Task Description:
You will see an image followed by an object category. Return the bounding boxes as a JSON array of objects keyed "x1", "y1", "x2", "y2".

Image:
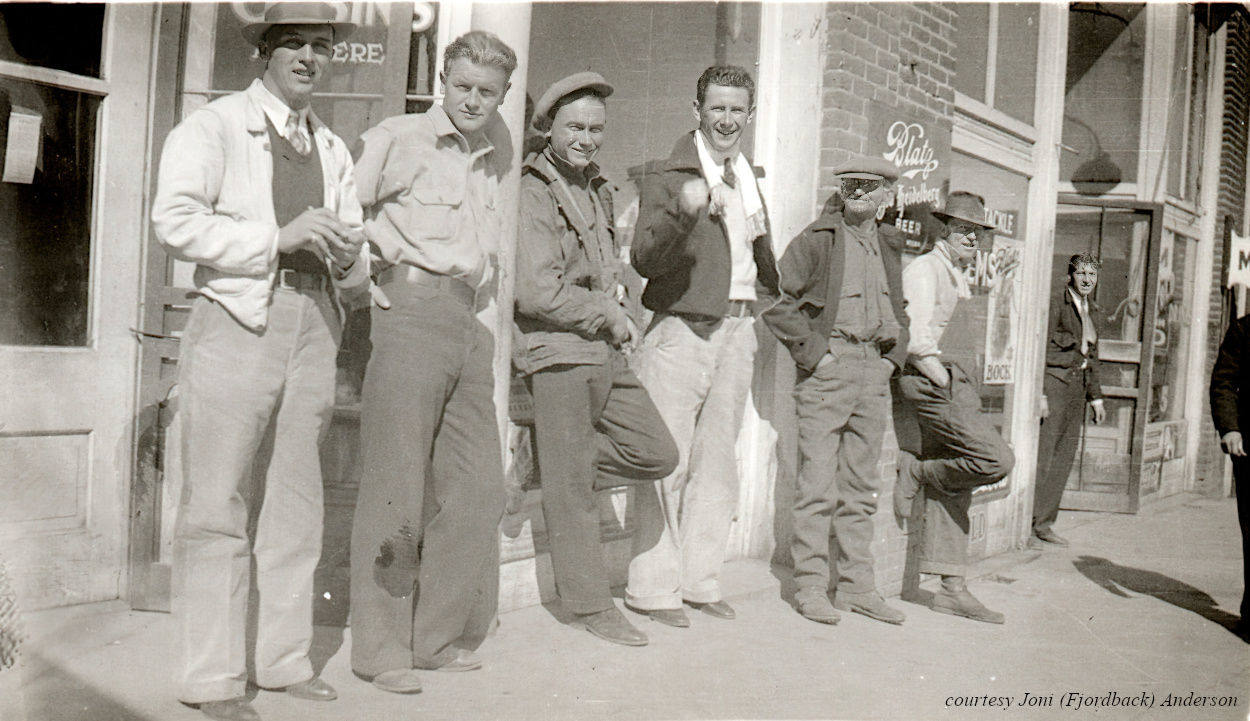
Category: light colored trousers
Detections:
[
  {"x1": 627, "y1": 313, "x2": 756, "y2": 610},
  {"x1": 172, "y1": 289, "x2": 338, "y2": 703}
]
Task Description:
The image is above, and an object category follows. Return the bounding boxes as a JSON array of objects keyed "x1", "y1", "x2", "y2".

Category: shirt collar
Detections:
[
  {"x1": 254, "y1": 79, "x2": 310, "y2": 138},
  {"x1": 431, "y1": 104, "x2": 497, "y2": 156},
  {"x1": 931, "y1": 241, "x2": 973, "y2": 299},
  {"x1": 1068, "y1": 286, "x2": 1088, "y2": 311},
  {"x1": 693, "y1": 129, "x2": 739, "y2": 184}
]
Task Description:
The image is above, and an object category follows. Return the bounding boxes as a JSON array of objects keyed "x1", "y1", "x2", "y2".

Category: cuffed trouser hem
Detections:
[
  {"x1": 565, "y1": 598, "x2": 617, "y2": 616},
  {"x1": 681, "y1": 582, "x2": 721, "y2": 604},
  {"x1": 919, "y1": 560, "x2": 967, "y2": 577},
  {"x1": 255, "y1": 658, "x2": 313, "y2": 691},
  {"x1": 835, "y1": 579, "x2": 878, "y2": 596},
  {"x1": 179, "y1": 679, "x2": 247, "y2": 706},
  {"x1": 624, "y1": 589, "x2": 682, "y2": 611}
]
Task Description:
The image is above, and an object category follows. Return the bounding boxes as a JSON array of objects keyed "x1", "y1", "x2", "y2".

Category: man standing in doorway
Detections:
[
  {"x1": 626, "y1": 65, "x2": 778, "y2": 627},
  {"x1": 1032, "y1": 253, "x2": 1106, "y2": 548},
  {"x1": 893, "y1": 191, "x2": 1015, "y2": 624},
  {"x1": 152, "y1": 4, "x2": 367, "y2": 719},
  {"x1": 348, "y1": 31, "x2": 514, "y2": 693},
  {"x1": 762, "y1": 157, "x2": 909, "y2": 626}
]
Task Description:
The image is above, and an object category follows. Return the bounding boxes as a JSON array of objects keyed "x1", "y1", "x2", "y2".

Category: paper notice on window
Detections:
[{"x1": 3, "y1": 107, "x2": 42, "y2": 184}]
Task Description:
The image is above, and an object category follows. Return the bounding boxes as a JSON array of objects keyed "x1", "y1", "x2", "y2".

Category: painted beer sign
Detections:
[{"x1": 867, "y1": 101, "x2": 952, "y2": 254}]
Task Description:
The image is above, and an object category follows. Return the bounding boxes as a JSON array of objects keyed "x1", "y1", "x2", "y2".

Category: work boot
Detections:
[
  {"x1": 834, "y1": 590, "x2": 906, "y2": 625},
  {"x1": 794, "y1": 586, "x2": 840, "y2": 625},
  {"x1": 931, "y1": 576, "x2": 1005, "y2": 624},
  {"x1": 1032, "y1": 528, "x2": 1069, "y2": 547},
  {"x1": 578, "y1": 606, "x2": 648, "y2": 646},
  {"x1": 893, "y1": 452, "x2": 921, "y2": 520}
]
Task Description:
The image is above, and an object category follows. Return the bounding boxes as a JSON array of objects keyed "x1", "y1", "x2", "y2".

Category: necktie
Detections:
[
  {"x1": 722, "y1": 157, "x2": 737, "y2": 189},
  {"x1": 285, "y1": 113, "x2": 311, "y2": 156},
  {"x1": 1080, "y1": 297, "x2": 1095, "y2": 355}
]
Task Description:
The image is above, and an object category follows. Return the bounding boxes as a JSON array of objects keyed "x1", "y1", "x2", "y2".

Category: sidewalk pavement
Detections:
[{"x1": 5, "y1": 493, "x2": 1247, "y2": 721}]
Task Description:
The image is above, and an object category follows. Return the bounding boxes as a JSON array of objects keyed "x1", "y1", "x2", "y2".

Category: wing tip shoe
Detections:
[
  {"x1": 793, "y1": 587, "x2": 840, "y2": 625},
  {"x1": 625, "y1": 603, "x2": 691, "y2": 628},
  {"x1": 686, "y1": 600, "x2": 735, "y2": 619},
  {"x1": 931, "y1": 586, "x2": 1006, "y2": 624},
  {"x1": 365, "y1": 668, "x2": 424, "y2": 694},
  {"x1": 833, "y1": 591, "x2": 906, "y2": 625},
  {"x1": 188, "y1": 697, "x2": 261, "y2": 721},
  {"x1": 578, "y1": 606, "x2": 649, "y2": 646}
]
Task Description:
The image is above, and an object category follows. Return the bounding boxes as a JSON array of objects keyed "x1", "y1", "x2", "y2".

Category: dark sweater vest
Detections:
[{"x1": 267, "y1": 117, "x2": 326, "y2": 275}]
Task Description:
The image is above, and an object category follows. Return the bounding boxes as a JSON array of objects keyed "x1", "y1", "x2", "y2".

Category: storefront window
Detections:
[
  {"x1": 953, "y1": 3, "x2": 1039, "y2": 127},
  {"x1": 0, "y1": 3, "x2": 104, "y2": 347},
  {"x1": 1062, "y1": 3, "x2": 1145, "y2": 190}
]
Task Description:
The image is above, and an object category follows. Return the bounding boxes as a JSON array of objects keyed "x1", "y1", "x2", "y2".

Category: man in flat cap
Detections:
[
  {"x1": 762, "y1": 156, "x2": 909, "y2": 626},
  {"x1": 515, "y1": 72, "x2": 678, "y2": 646},
  {"x1": 151, "y1": 3, "x2": 366, "y2": 718},
  {"x1": 893, "y1": 191, "x2": 1015, "y2": 624},
  {"x1": 627, "y1": 65, "x2": 778, "y2": 628},
  {"x1": 348, "y1": 30, "x2": 515, "y2": 693}
]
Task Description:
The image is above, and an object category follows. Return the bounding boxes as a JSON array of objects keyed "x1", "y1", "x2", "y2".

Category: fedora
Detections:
[
  {"x1": 240, "y1": 2, "x2": 356, "y2": 47},
  {"x1": 932, "y1": 191, "x2": 995, "y2": 230}
]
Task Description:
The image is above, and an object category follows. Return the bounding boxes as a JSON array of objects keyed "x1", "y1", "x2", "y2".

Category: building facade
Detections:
[{"x1": 1, "y1": 2, "x2": 1247, "y2": 613}]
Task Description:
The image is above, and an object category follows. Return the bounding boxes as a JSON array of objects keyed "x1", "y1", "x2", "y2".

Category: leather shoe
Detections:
[
  {"x1": 420, "y1": 648, "x2": 482, "y2": 672},
  {"x1": 834, "y1": 591, "x2": 906, "y2": 625},
  {"x1": 686, "y1": 600, "x2": 735, "y2": 619},
  {"x1": 1033, "y1": 528, "x2": 1069, "y2": 547},
  {"x1": 579, "y1": 606, "x2": 648, "y2": 646},
  {"x1": 931, "y1": 586, "x2": 1005, "y2": 624},
  {"x1": 893, "y1": 452, "x2": 921, "y2": 521},
  {"x1": 193, "y1": 698, "x2": 260, "y2": 721},
  {"x1": 279, "y1": 677, "x2": 337, "y2": 701},
  {"x1": 794, "y1": 587, "x2": 840, "y2": 625},
  {"x1": 369, "y1": 668, "x2": 423, "y2": 694},
  {"x1": 625, "y1": 603, "x2": 691, "y2": 628}
]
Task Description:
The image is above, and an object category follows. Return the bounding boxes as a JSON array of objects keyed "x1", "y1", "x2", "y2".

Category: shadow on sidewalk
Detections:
[
  {"x1": 19, "y1": 650, "x2": 162, "y2": 721},
  {"x1": 1073, "y1": 555, "x2": 1244, "y2": 640}
]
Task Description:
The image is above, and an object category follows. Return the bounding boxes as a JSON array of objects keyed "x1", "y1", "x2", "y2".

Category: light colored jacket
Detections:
[
  {"x1": 152, "y1": 79, "x2": 368, "y2": 331},
  {"x1": 902, "y1": 243, "x2": 971, "y2": 360}
]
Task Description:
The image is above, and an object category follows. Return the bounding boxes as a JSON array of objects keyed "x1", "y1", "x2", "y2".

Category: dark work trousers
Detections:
[
  {"x1": 1232, "y1": 457, "x2": 1250, "y2": 620},
  {"x1": 895, "y1": 363, "x2": 1014, "y2": 576},
  {"x1": 792, "y1": 339, "x2": 894, "y2": 595},
  {"x1": 349, "y1": 274, "x2": 505, "y2": 677},
  {"x1": 526, "y1": 353, "x2": 679, "y2": 615},
  {"x1": 1033, "y1": 368, "x2": 1090, "y2": 535}
]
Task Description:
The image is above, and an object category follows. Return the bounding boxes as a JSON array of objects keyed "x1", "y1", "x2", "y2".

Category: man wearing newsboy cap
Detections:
[
  {"x1": 893, "y1": 191, "x2": 1015, "y2": 625},
  {"x1": 762, "y1": 155, "x2": 910, "y2": 626},
  {"x1": 514, "y1": 72, "x2": 678, "y2": 647},
  {"x1": 152, "y1": 3, "x2": 366, "y2": 719}
]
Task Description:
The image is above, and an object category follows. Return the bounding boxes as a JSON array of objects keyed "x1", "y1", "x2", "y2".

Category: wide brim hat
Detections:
[
  {"x1": 931, "y1": 191, "x2": 996, "y2": 230},
  {"x1": 532, "y1": 72, "x2": 614, "y2": 132},
  {"x1": 833, "y1": 156, "x2": 899, "y2": 182},
  {"x1": 241, "y1": 2, "x2": 356, "y2": 47}
]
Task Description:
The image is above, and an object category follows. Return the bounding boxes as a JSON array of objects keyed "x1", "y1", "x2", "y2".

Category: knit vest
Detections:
[{"x1": 267, "y1": 117, "x2": 326, "y2": 275}]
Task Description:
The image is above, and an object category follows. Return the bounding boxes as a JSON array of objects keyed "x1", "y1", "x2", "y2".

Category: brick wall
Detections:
[
  {"x1": 1196, "y1": 11, "x2": 1250, "y2": 496},
  {"x1": 816, "y1": 2, "x2": 957, "y2": 595}
]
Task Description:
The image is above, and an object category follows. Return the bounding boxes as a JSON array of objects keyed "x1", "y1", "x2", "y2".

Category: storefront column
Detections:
[
  {"x1": 724, "y1": 3, "x2": 825, "y2": 562},
  {"x1": 1185, "y1": 26, "x2": 1229, "y2": 493},
  {"x1": 1012, "y1": 4, "x2": 1069, "y2": 545},
  {"x1": 470, "y1": 3, "x2": 531, "y2": 456}
]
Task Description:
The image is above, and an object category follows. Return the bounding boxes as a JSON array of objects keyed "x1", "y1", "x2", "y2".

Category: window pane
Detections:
[
  {"x1": 1184, "y1": 17, "x2": 1210, "y2": 200},
  {"x1": 994, "y1": 3, "x2": 1039, "y2": 124},
  {"x1": 1062, "y1": 3, "x2": 1145, "y2": 187},
  {"x1": 0, "y1": 79, "x2": 99, "y2": 346},
  {"x1": 407, "y1": 2, "x2": 440, "y2": 96},
  {"x1": 1165, "y1": 7, "x2": 1190, "y2": 198},
  {"x1": 0, "y1": 3, "x2": 104, "y2": 78},
  {"x1": 954, "y1": 3, "x2": 990, "y2": 102}
]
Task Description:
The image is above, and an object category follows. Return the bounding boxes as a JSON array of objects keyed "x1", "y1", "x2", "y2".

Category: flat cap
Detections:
[
  {"x1": 532, "y1": 71, "x2": 613, "y2": 131},
  {"x1": 833, "y1": 155, "x2": 899, "y2": 182}
]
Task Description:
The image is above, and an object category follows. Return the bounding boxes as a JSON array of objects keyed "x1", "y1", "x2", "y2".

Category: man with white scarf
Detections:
[{"x1": 627, "y1": 65, "x2": 778, "y2": 628}]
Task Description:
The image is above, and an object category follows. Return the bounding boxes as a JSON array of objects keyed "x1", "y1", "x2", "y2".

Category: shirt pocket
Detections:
[{"x1": 409, "y1": 179, "x2": 466, "y2": 242}]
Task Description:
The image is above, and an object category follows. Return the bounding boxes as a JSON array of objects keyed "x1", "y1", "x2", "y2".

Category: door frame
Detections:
[{"x1": 1055, "y1": 194, "x2": 1164, "y2": 514}]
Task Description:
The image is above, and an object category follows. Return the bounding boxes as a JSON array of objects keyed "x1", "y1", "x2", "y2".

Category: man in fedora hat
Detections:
[
  {"x1": 514, "y1": 72, "x2": 678, "y2": 647},
  {"x1": 892, "y1": 190, "x2": 1015, "y2": 624},
  {"x1": 762, "y1": 156, "x2": 909, "y2": 626},
  {"x1": 347, "y1": 30, "x2": 515, "y2": 693},
  {"x1": 152, "y1": 3, "x2": 365, "y2": 719}
]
